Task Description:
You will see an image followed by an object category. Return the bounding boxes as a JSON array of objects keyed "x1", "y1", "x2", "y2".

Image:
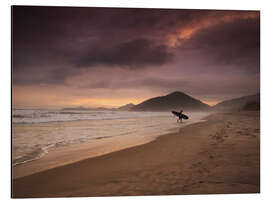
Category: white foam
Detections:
[{"x1": 12, "y1": 110, "x2": 209, "y2": 166}]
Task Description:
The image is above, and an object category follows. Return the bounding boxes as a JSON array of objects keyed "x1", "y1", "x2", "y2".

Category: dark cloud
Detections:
[
  {"x1": 80, "y1": 77, "x2": 189, "y2": 89},
  {"x1": 12, "y1": 6, "x2": 186, "y2": 84},
  {"x1": 13, "y1": 66, "x2": 75, "y2": 85},
  {"x1": 179, "y1": 17, "x2": 260, "y2": 73},
  {"x1": 74, "y1": 38, "x2": 173, "y2": 68},
  {"x1": 12, "y1": 6, "x2": 260, "y2": 104}
]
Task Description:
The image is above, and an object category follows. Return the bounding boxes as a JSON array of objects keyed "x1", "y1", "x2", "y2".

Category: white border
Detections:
[
  {"x1": 1, "y1": 0, "x2": 270, "y2": 202},
  {"x1": 7, "y1": 0, "x2": 262, "y2": 10}
]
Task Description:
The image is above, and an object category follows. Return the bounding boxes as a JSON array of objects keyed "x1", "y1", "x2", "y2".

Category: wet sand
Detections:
[{"x1": 12, "y1": 111, "x2": 260, "y2": 198}]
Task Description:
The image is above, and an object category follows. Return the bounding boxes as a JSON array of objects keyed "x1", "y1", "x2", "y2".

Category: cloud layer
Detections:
[
  {"x1": 12, "y1": 6, "x2": 260, "y2": 107},
  {"x1": 75, "y1": 38, "x2": 173, "y2": 68}
]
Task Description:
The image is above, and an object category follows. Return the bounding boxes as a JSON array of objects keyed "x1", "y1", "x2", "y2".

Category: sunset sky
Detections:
[{"x1": 12, "y1": 6, "x2": 260, "y2": 108}]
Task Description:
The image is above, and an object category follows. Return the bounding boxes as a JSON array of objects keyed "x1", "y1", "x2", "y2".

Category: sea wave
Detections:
[
  {"x1": 12, "y1": 110, "x2": 209, "y2": 167},
  {"x1": 12, "y1": 135, "x2": 117, "y2": 166},
  {"x1": 12, "y1": 109, "x2": 170, "y2": 124},
  {"x1": 13, "y1": 146, "x2": 51, "y2": 166}
]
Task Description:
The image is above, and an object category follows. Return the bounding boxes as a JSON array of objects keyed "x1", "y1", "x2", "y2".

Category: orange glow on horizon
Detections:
[
  {"x1": 70, "y1": 97, "x2": 144, "y2": 108},
  {"x1": 12, "y1": 85, "x2": 150, "y2": 109},
  {"x1": 12, "y1": 86, "x2": 146, "y2": 108},
  {"x1": 203, "y1": 100, "x2": 220, "y2": 106}
]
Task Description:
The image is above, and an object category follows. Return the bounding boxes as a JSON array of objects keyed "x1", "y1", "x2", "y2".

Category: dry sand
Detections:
[{"x1": 12, "y1": 111, "x2": 260, "y2": 198}]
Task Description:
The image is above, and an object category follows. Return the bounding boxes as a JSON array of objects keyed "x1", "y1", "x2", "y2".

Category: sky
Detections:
[{"x1": 12, "y1": 6, "x2": 260, "y2": 108}]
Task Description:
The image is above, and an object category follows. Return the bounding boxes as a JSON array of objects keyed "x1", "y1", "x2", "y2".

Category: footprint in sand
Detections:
[
  {"x1": 236, "y1": 130, "x2": 242, "y2": 135},
  {"x1": 254, "y1": 129, "x2": 260, "y2": 133},
  {"x1": 189, "y1": 162, "x2": 202, "y2": 170}
]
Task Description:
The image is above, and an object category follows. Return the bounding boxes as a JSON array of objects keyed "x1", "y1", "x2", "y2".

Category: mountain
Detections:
[
  {"x1": 130, "y1": 91, "x2": 210, "y2": 112},
  {"x1": 117, "y1": 103, "x2": 135, "y2": 111},
  {"x1": 213, "y1": 93, "x2": 260, "y2": 111}
]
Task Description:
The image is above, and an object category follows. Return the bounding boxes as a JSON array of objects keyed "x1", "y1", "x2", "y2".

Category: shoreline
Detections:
[
  {"x1": 12, "y1": 111, "x2": 260, "y2": 197},
  {"x1": 12, "y1": 113, "x2": 209, "y2": 179}
]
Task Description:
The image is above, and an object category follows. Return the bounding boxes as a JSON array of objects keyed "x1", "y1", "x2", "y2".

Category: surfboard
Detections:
[{"x1": 172, "y1": 111, "x2": 189, "y2": 120}]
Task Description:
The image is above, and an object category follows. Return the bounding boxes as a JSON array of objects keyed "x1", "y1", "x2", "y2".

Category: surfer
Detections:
[
  {"x1": 171, "y1": 110, "x2": 188, "y2": 122},
  {"x1": 178, "y1": 110, "x2": 183, "y2": 123}
]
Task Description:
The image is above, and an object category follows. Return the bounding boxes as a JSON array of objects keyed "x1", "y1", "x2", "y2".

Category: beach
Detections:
[
  {"x1": 12, "y1": 110, "x2": 208, "y2": 178},
  {"x1": 12, "y1": 111, "x2": 260, "y2": 198}
]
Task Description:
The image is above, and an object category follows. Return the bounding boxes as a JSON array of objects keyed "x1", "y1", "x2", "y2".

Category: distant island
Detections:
[
  {"x1": 62, "y1": 106, "x2": 89, "y2": 111},
  {"x1": 62, "y1": 103, "x2": 135, "y2": 112},
  {"x1": 116, "y1": 103, "x2": 135, "y2": 111},
  {"x1": 61, "y1": 106, "x2": 109, "y2": 111}
]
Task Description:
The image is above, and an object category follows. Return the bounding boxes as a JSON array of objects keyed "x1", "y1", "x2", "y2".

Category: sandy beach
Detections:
[{"x1": 12, "y1": 111, "x2": 260, "y2": 198}]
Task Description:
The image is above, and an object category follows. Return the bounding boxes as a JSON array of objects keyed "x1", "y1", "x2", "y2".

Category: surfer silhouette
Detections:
[
  {"x1": 178, "y1": 110, "x2": 183, "y2": 122},
  {"x1": 171, "y1": 110, "x2": 189, "y2": 122}
]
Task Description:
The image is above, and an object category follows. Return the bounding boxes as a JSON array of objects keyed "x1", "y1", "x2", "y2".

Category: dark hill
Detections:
[
  {"x1": 213, "y1": 93, "x2": 260, "y2": 111},
  {"x1": 117, "y1": 103, "x2": 135, "y2": 111},
  {"x1": 131, "y1": 91, "x2": 210, "y2": 112},
  {"x1": 242, "y1": 101, "x2": 260, "y2": 111}
]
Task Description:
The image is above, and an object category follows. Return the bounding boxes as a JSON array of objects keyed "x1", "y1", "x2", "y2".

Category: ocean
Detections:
[{"x1": 12, "y1": 109, "x2": 209, "y2": 167}]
